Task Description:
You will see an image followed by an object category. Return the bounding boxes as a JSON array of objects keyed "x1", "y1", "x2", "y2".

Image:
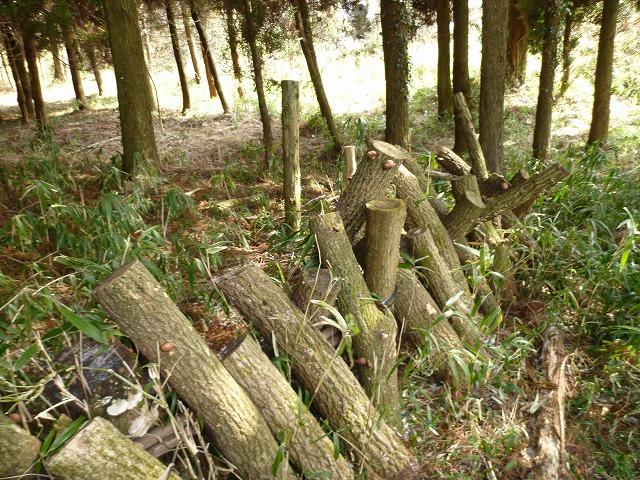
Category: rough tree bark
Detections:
[
  {"x1": 282, "y1": 80, "x2": 301, "y2": 232},
  {"x1": 479, "y1": 0, "x2": 509, "y2": 173},
  {"x1": 5, "y1": 32, "x2": 35, "y2": 121},
  {"x1": 46, "y1": 417, "x2": 182, "y2": 480},
  {"x1": 180, "y1": 1, "x2": 201, "y2": 84},
  {"x1": 0, "y1": 414, "x2": 40, "y2": 478},
  {"x1": 104, "y1": 0, "x2": 160, "y2": 176},
  {"x1": 587, "y1": 0, "x2": 619, "y2": 146},
  {"x1": 22, "y1": 31, "x2": 47, "y2": 129},
  {"x1": 224, "y1": 1, "x2": 244, "y2": 97},
  {"x1": 3, "y1": 35, "x2": 30, "y2": 123},
  {"x1": 49, "y1": 39, "x2": 65, "y2": 81},
  {"x1": 216, "y1": 264, "x2": 418, "y2": 479},
  {"x1": 165, "y1": 0, "x2": 190, "y2": 114},
  {"x1": 559, "y1": 11, "x2": 574, "y2": 96},
  {"x1": 93, "y1": 260, "x2": 295, "y2": 480},
  {"x1": 381, "y1": 0, "x2": 411, "y2": 148},
  {"x1": 295, "y1": 0, "x2": 343, "y2": 147},
  {"x1": 222, "y1": 334, "x2": 355, "y2": 479},
  {"x1": 506, "y1": 0, "x2": 528, "y2": 86},
  {"x1": 532, "y1": 0, "x2": 562, "y2": 161},
  {"x1": 84, "y1": 43, "x2": 104, "y2": 96},
  {"x1": 62, "y1": 25, "x2": 87, "y2": 110},
  {"x1": 452, "y1": 0, "x2": 470, "y2": 152},
  {"x1": 437, "y1": 0, "x2": 453, "y2": 117},
  {"x1": 444, "y1": 174, "x2": 486, "y2": 240}
]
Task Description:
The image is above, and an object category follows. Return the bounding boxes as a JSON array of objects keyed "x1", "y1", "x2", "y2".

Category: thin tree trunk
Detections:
[
  {"x1": 3, "y1": 36, "x2": 30, "y2": 123},
  {"x1": 437, "y1": 0, "x2": 453, "y2": 117},
  {"x1": 84, "y1": 43, "x2": 104, "y2": 96},
  {"x1": 479, "y1": 0, "x2": 509, "y2": 173},
  {"x1": 295, "y1": 0, "x2": 343, "y2": 147},
  {"x1": 242, "y1": 0, "x2": 273, "y2": 172},
  {"x1": 587, "y1": 0, "x2": 619, "y2": 146},
  {"x1": 225, "y1": 2, "x2": 244, "y2": 97},
  {"x1": 62, "y1": 25, "x2": 87, "y2": 110},
  {"x1": 180, "y1": 1, "x2": 201, "y2": 84},
  {"x1": 22, "y1": 32, "x2": 47, "y2": 130},
  {"x1": 104, "y1": 0, "x2": 160, "y2": 175},
  {"x1": 381, "y1": 0, "x2": 411, "y2": 148},
  {"x1": 5, "y1": 32, "x2": 35, "y2": 120},
  {"x1": 189, "y1": 0, "x2": 229, "y2": 113},
  {"x1": 506, "y1": 0, "x2": 528, "y2": 87},
  {"x1": 282, "y1": 80, "x2": 301, "y2": 232},
  {"x1": 559, "y1": 11, "x2": 574, "y2": 96},
  {"x1": 0, "y1": 415, "x2": 41, "y2": 478},
  {"x1": 165, "y1": 0, "x2": 190, "y2": 114},
  {"x1": 49, "y1": 39, "x2": 65, "y2": 81},
  {"x1": 532, "y1": 0, "x2": 561, "y2": 161},
  {"x1": 139, "y1": 6, "x2": 152, "y2": 64},
  {"x1": 452, "y1": 0, "x2": 470, "y2": 152},
  {"x1": 93, "y1": 260, "x2": 296, "y2": 480}
]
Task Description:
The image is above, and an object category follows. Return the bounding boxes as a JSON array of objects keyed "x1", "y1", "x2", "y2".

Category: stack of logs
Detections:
[{"x1": 2, "y1": 86, "x2": 569, "y2": 480}]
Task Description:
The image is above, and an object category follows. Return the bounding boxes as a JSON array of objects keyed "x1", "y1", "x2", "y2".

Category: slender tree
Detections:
[
  {"x1": 437, "y1": 0, "x2": 453, "y2": 117},
  {"x1": 103, "y1": 0, "x2": 160, "y2": 175},
  {"x1": 506, "y1": 0, "x2": 527, "y2": 86},
  {"x1": 21, "y1": 27, "x2": 46, "y2": 129},
  {"x1": 62, "y1": 24, "x2": 87, "y2": 109},
  {"x1": 49, "y1": 38, "x2": 65, "y2": 81},
  {"x1": 294, "y1": 0, "x2": 343, "y2": 147},
  {"x1": 452, "y1": 0, "x2": 469, "y2": 152},
  {"x1": 381, "y1": 0, "x2": 411, "y2": 148},
  {"x1": 84, "y1": 43, "x2": 104, "y2": 96},
  {"x1": 180, "y1": 1, "x2": 201, "y2": 83},
  {"x1": 479, "y1": 0, "x2": 508, "y2": 173},
  {"x1": 559, "y1": 9, "x2": 575, "y2": 96},
  {"x1": 224, "y1": 1, "x2": 244, "y2": 97},
  {"x1": 532, "y1": 0, "x2": 562, "y2": 160},
  {"x1": 2, "y1": 31, "x2": 33, "y2": 122},
  {"x1": 587, "y1": 0, "x2": 619, "y2": 146},
  {"x1": 165, "y1": 0, "x2": 190, "y2": 113}
]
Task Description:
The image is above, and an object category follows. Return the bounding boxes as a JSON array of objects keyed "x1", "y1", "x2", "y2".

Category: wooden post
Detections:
[
  {"x1": 281, "y1": 80, "x2": 301, "y2": 232},
  {"x1": 342, "y1": 145, "x2": 357, "y2": 184},
  {"x1": 93, "y1": 260, "x2": 295, "y2": 480},
  {"x1": 46, "y1": 417, "x2": 181, "y2": 480},
  {"x1": 215, "y1": 263, "x2": 417, "y2": 479},
  {"x1": 222, "y1": 334, "x2": 354, "y2": 479},
  {"x1": 0, "y1": 414, "x2": 40, "y2": 478},
  {"x1": 311, "y1": 212, "x2": 402, "y2": 427}
]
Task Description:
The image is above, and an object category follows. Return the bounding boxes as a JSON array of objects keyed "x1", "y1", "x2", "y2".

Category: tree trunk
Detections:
[
  {"x1": 295, "y1": 0, "x2": 343, "y2": 147},
  {"x1": 381, "y1": 0, "x2": 411, "y2": 148},
  {"x1": 180, "y1": 1, "x2": 201, "y2": 84},
  {"x1": 139, "y1": 6, "x2": 152, "y2": 65},
  {"x1": 46, "y1": 418, "x2": 182, "y2": 480},
  {"x1": 3, "y1": 36, "x2": 30, "y2": 123},
  {"x1": 103, "y1": 0, "x2": 160, "y2": 176},
  {"x1": 189, "y1": 0, "x2": 230, "y2": 113},
  {"x1": 0, "y1": 414, "x2": 40, "y2": 478},
  {"x1": 22, "y1": 32, "x2": 47, "y2": 130},
  {"x1": 587, "y1": 0, "x2": 619, "y2": 146},
  {"x1": 506, "y1": 0, "x2": 528, "y2": 87},
  {"x1": 215, "y1": 264, "x2": 418, "y2": 479},
  {"x1": 165, "y1": 0, "x2": 190, "y2": 114},
  {"x1": 225, "y1": 2, "x2": 244, "y2": 97},
  {"x1": 452, "y1": 0, "x2": 470, "y2": 152},
  {"x1": 282, "y1": 80, "x2": 301, "y2": 232},
  {"x1": 437, "y1": 0, "x2": 453, "y2": 117},
  {"x1": 49, "y1": 39, "x2": 65, "y2": 81},
  {"x1": 311, "y1": 212, "x2": 402, "y2": 427},
  {"x1": 62, "y1": 25, "x2": 87, "y2": 110},
  {"x1": 559, "y1": 11, "x2": 574, "y2": 96},
  {"x1": 93, "y1": 260, "x2": 296, "y2": 480},
  {"x1": 222, "y1": 335, "x2": 355, "y2": 479},
  {"x1": 84, "y1": 43, "x2": 104, "y2": 96},
  {"x1": 343, "y1": 145, "x2": 357, "y2": 184},
  {"x1": 479, "y1": 0, "x2": 509, "y2": 173},
  {"x1": 242, "y1": 0, "x2": 273, "y2": 173},
  {"x1": 5, "y1": 33, "x2": 35, "y2": 120}
]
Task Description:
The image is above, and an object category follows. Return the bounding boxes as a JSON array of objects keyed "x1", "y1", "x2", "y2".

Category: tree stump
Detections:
[{"x1": 0, "y1": 414, "x2": 40, "y2": 478}]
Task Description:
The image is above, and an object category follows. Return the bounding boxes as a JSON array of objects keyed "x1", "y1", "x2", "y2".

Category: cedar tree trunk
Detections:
[
  {"x1": 180, "y1": 1, "x2": 201, "y2": 84},
  {"x1": 165, "y1": 0, "x2": 191, "y2": 114},
  {"x1": 452, "y1": 0, "x2": 470, "y2": 152},
  {"x1": 437, "y1": 0, "x2": 453, "y2": 117}
]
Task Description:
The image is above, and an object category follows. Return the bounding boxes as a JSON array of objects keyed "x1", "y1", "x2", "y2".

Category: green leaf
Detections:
[
  {"x1": 14, "y1": 344, "x2": 38, "y2": 371},
  {"x1": 57, "y1": 306, "x2": 107, "y2": 344},
  {"x1": 45, "y1": 416, "x2": 87, "y2": 456},
  {"x1": 271, "y1": 442, "x2": 287, "y2": 476}
]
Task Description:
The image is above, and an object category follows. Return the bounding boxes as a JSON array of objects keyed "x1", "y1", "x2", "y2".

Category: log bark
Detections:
[
  {"x1": 93, "y1": 260, "x2": 295, "y2": 480},
  {"x1": 282, "y1": 80, "x2": 301, "y2": 232},
  {"x1": 180, "y1": 1, "x2": 201, "y2": 84},
  {"x1": 436, "y1": 146, "x2": 471, "y2": 176},
  {"x1": 444, "y1": 174, "x2": 486, "y2": 240},
  {"x1": 165, "y1": 0, "x2": 190, "y2": 114},
  {"x1": 46, "y1": 417, "x2": 182, "y2": 480},
  {"x1": 0, "y1": 414, "x2": 40, "y2": 478},
  {"x1": 223, "y1": 334, "x2": 354, "y2": 479},
  {"x1": 453, "y1": 92, "x2": 488, "y2": 180},
  {"x1": 337, "y1": 139, "x2": 408, "y2": 242},
  {"x1": 311, "y1": 212, "x2": 402, "y2": 427},
  {"x1": 343, "y1": 145, "x2": 357, "y2": 184},
  {"x1": 215, "y1": 263, "x2": 418, "y2": 479},
  {"x1": 63, "y1": 25, "x2": 87, "y2": 110}
]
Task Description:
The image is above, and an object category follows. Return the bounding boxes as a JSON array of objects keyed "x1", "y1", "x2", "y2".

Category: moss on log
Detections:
[{"x1": 0, "y1": 414, "x2": 40, "y2": 478}]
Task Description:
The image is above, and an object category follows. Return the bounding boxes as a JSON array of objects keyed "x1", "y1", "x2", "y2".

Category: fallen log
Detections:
[
  {"x1": 311, "y1": 212, "x2": 402, "y2": 427},
  {"x1": 0, "y1": 414, "x2": 40, "y2": 478},
  {"x1": 46, "y1": 417, "x2": 182, "y2": 480},
  {"x1": 436, "y1": 146, "x2": 471, "y2": 176},
  {"x1": 453, "y1": 92, "x2": 488, "y2": 181},
  {"x1": 222, "y1": 334, "x2": 354, "y2": 479},
  {"x1": 337, "y1": 139, "x2": 408, "y2": 242},
  {"x1": 216, "y1": 264, "x2": 418, "y2": 479},
  {"x1": 93, "y1": 260, "x2": 295, "y2": 480}
]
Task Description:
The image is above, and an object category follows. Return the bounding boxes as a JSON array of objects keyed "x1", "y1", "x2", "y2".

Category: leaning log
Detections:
[
  {"x1": 311, "y1": 212, "x2": 402, "y2": 427},
  {"x1": 216, "y1": 264, "x2": 418, "y2": 479},
  {"x1": 0, "y1": 414, "x2": 40, "y2": 478},
  {"x1": 93, "y1": 260, "x2": 295, "y2": 480},
  {"x1": 453, "y1": 92, "x2": 488, "y2": 180},
  {"x1": 436, "y1": 146, "x2": 471, "y2": 176},
  {"x1": 46, "y1": 417, "x2": 181, "y2": 480},
  {"x1": 223, "y1": 334, "x2": 354, "y2": 479},
  {"x1": 343, "y1": 145, "x2": 357, "y2": 184}
]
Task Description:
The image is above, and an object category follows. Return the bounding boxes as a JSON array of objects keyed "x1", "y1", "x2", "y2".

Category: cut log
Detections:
[
  {"x1": 281, "y1": 80, "x2": 301, "y2": 232},
  {"x1": 0, "y1": 414, "x2": 40, "y2": 478},
  {"x1": 479, "y1": 172, "x2": 511, "y2": 197},
  {"x1": 311, "y1": 212, "x2": 402, "y2": 427},
  {"x1": 46, "y1": 417, "x2": 181, "y2": 480},
  {"x1": 453, "y1": 92, "x2": 488, "y2": 180},
  {"x1": 534, "y1": 327, "x2": 568, "y2": 480},
  {"x1": 510, "y1": 169, "x2": 535, "y2": 217},
  {"x1": 216, "y1": 264, "x2": 418, "y2": 479},
  {"x1": 222, "y1": 334, "x2": 354, "y2": 479},
  {"x1": 337, "y1": 139, "x2": 408, "y2": 242},
  {"x1": 444, "y1": 174, "x2": 486, "y2": 240},
  {"x1": 93, "y1": 260, "x2": 295, "y2": 480},
  {"x1": 436, "y1": 146, "x2": 471, "y2": 176},
  {"x1": 343, "y1": 145, "x2": 357, "y2": 184}
]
